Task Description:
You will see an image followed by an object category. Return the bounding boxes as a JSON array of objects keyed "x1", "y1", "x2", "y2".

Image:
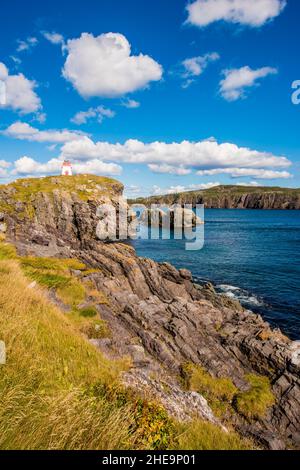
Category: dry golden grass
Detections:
[
  {"x1": 234, "y1": 374, "x2": 275, "y2": 420},
  {"x1": 0, "y1": 259, "x2": 136, "y2": 449}
]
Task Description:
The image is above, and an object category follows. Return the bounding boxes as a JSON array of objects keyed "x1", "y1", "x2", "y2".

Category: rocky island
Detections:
[{"x1": 0, "y1": 175, "x2": 299, "y2": 450}]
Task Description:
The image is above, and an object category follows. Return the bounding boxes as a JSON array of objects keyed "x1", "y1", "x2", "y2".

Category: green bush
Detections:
[
  {"x1": 78, "y1": 306, "x2": 98, "y2": 318},
  {"x1": 132, "y1": 400, "x2": 176, "y2": 450}
]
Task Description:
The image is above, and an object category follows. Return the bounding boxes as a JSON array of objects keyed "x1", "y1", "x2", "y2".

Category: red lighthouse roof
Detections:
[{"x1": 62, "y1": 160, "x2": 72, "y2": 167}]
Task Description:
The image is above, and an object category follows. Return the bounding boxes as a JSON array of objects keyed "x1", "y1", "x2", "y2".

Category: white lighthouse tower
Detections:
[{"x1": 61, "y1": 160, "x2": 72, "y2": 176}]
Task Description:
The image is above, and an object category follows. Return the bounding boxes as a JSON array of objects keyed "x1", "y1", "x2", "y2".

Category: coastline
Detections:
[{"x1": 1, "y1": 176, "x2": 300, "y2": 450}]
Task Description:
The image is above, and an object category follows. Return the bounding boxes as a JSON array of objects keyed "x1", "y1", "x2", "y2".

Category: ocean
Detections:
[{"x1": 132, "y1": 209, "x2": 300, "y2": 340}]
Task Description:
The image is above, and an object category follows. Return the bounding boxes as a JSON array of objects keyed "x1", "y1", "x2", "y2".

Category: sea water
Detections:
[{"x1": 132, "y1": 209, "x2": 300, "y2": 340}]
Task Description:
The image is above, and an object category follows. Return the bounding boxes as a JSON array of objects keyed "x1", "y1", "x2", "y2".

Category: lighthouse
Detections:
[{"x1": 61, "y1": 160, "x2": 72, "y2": 176}]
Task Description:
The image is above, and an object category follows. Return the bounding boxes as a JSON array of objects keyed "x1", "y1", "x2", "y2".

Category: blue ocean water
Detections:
[{"x1": 132, "y1": 210, "x2": 300, "y2": 340}]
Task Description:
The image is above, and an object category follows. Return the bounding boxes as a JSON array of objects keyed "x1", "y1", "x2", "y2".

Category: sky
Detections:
[{"x1": 0, "y1": 0, "x2": 299, "y2": 197}]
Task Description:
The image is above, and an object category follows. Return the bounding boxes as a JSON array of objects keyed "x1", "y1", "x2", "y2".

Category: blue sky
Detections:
[{"x1": 0, "y1": 0, "x2": 299, "y2": 196}]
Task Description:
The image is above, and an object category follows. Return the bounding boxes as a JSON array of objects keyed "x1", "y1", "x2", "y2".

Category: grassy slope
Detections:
[{"x1": 0, "y1": 258, "x2": 134, "y2": 450}]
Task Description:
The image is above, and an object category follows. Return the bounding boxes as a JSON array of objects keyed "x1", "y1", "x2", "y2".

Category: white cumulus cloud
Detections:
[
  {"x1": 186, "y1": 0, "x2": 287, "y2": 28},
  {"x1": 121, "y1": 98, "x2": 140, "y2": 109},
  {"x1": 72, "y1": 159, "x2": 121, "y2": 175},
  {"x1": 62, "y1": 32, "x2": 163, "y2": 98},
  {"x1": 220, "y1": 65, "x2": 278, "y2": 101},
  {"x1": 0, "y1": 62, "x2": 41, "y2": 114},
  {"x1": 181, "y1": 52, "x2": 220, "y2": 87},
  {"x1": 12, "y1": 156, "x2": 61, "y2": 175},
  {"x1": 71, "y1": 106, "x2": 115, "y2": 125},
  {"x1": 0, "y1": 160, "x2": 11, "y2": 169},
  {"x1": 60, "y1": 137, "x2": 291, "y2": 171},
  {"x1": 236, "y1": 181, "x2": 262, "y2": 187},
  {"x1": 42, "y1": 31, "x2": 65, "y2": 46},
  {"x1": 11, "y1": 156, "x2": 121, "y2": 177},
  {"x1": 3, "y1": 122, "x2": 87, "y2": 143},
  {"x1": 0, "y1": 160, "x2": 11, "y2": 178},
  {"x1": 0, "y1": 168, "x2": 9, "y2": 179},
  {"x1": 124, "y1": 185, "x2": 141, "y2": 197},
  {"x1": 197, "y1": 168, "x2": 292, "y2": 179},
  {"x1": 16, "y1": 37, "x2": 38, "y2": 53},
  {"x1": 148, "y1": 164, "x2": 192, "y2": 175},
  {"x1": 151, "y1": 182, "x2": 220, "y2": 195}
]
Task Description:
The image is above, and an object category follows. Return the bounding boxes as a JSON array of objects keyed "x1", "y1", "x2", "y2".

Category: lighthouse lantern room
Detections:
[{"x1": 62, "y1": 160, "x2": 72, "y2": 176}]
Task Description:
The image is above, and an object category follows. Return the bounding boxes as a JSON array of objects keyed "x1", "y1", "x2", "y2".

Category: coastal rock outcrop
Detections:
[
  {"x1": 1, "y1": 175, "x2": 300, "y2": 449},
  {"x1": 139, "y1": 207, "x2": 204, "y2": 228}
]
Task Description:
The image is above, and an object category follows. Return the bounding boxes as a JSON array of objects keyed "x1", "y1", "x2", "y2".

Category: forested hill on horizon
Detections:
[{"x1": 131, "y1": 185, "x2": 300, "y2": 210}]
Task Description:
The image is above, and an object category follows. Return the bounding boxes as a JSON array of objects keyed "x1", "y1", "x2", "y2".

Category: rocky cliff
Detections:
[
  {"x1": 1, "y1": 175, "x2": 300, "y2": 450},
  {"x1": 132, "y1": 185, "x2": 300, "y2": 210}
]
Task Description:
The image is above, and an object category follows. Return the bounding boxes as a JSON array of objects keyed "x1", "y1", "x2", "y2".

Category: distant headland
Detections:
[{"x1": 131, "y1": 185, "x2": 300, "y2": 210}]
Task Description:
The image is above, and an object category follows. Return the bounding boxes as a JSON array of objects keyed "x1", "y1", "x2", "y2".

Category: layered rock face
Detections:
[
  {"x1": 133, "y1": 185, "x2": 300, "y2": 210},
  {"x1": 1, "y1": 176, "x2": 300, "y2": 450}
]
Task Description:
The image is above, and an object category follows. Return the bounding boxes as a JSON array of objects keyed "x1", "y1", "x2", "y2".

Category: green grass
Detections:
[
  {"x1": 0, "y1": 242, "x2": 17, "y2": 260},
  {"x1": 21, "y1": 257, "x2": 86, "y2": 272},
  {"x1": 234, "y1": 374, "x2": 275, "y2": 420},
  {"x1": 21, "y1": 256, "x2": 89, "y2": 306},
  {"x1": 183, "y1": 363, "x2": 237, "y2": 401},
  {"x1": 31, "y1": 273, "x2": 70, "y2": 289},
  {"x1": 56, "y1": 279, "x2": 86, "y2": 307},
  {"x1": 1, "y1": 175, "x2": 123, "y2": 204},
  {"x1": 21, "y1": 258, "x2": 87, "y2": 308},
  {"x1": 78, "y1": 306, "x2": 98, "y2": 318},
  {"x1": 173, "y1": 421, "x2": 252, "y2": 450},
  {"x1": 182, "y1": 363, "x2": 275, "y2": 423}
]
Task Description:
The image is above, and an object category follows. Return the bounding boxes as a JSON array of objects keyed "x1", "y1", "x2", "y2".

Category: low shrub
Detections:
[
  {"x1": 80, "y1": 319, "x2": 111, "y2": 339},
  {"x1": 78, "y1": 306, "x2": 98, "y2": 318},
  {"x1": 132, "y1": 400, "x2": 176, "y2": 450}
]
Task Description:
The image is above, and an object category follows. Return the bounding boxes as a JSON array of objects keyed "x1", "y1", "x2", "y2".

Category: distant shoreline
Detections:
[{"x1": 130, "y1": 185, "x2": 300, "y2": 210}]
